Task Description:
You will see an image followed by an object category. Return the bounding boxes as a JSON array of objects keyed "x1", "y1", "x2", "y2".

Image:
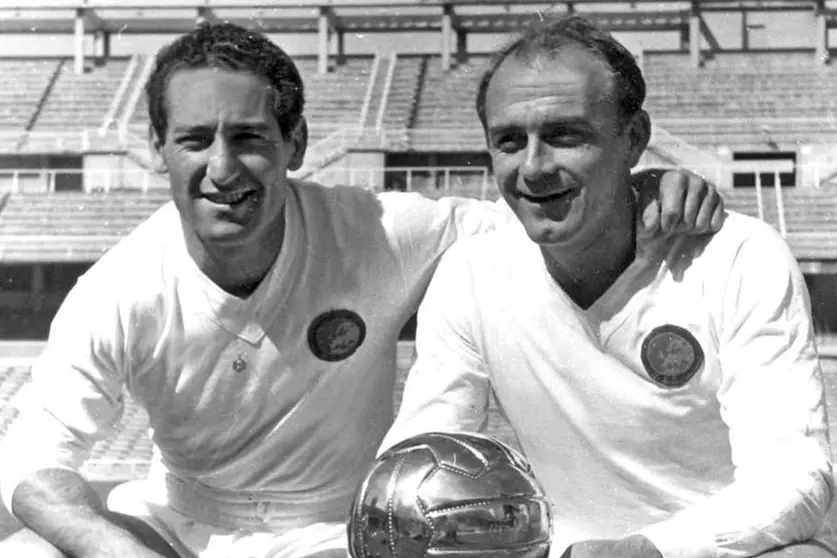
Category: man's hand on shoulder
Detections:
[
  {"x1": 632, "y1": 168, "x2": 725, "y2": 238},
  {"x1": 560, "y1": 534, "x2": 664, "y2": 558}
]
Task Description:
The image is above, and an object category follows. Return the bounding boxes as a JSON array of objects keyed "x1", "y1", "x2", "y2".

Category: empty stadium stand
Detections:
[
  {"x1": 0, "y1": 191, "x2": 170, "y2": 262},
  {"x1": 0, "y1": 58, "x2": 60, "y2": 132},
  {"x1": 30, "y1": 58, "x2": 131, "y2": 132},
  {"x1": 408, "y1": 55, "x2": 490, "y2": 152},
  {"x1": 645, "y1": 51, "x2": 837, "y2": 149},
  {"x1": 0, "y1": 45, "x2": 835, "y2": 267}
]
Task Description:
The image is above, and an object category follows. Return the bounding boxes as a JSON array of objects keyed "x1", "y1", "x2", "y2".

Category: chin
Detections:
[
  {"x1": 521, "y1": 221, "x2": 575, "y2": 247},
  {"x1": 200, "y1": 224, "x2": 253, "y2": 247}
]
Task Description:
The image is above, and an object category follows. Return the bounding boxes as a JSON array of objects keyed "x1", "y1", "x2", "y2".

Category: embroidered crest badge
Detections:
[
  {"x1": 308, "y1": 309, "x2": 367, "y2": 362},
  {"x1": 640, "y1": 324, "x2": 704, "y2": 388}
]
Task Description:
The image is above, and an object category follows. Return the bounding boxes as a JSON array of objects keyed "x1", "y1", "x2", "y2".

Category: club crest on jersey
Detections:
[
  {"x1": 308, "y1": 309, "x2": 367, "y2": 362},
  {"x1": 640, "y1": 325, "x2": 704, "y2": 388}
]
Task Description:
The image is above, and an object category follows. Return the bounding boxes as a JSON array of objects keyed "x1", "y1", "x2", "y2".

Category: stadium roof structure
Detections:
[{"x1": 0, "y1": 0, "x2": 835, "y2": 74}]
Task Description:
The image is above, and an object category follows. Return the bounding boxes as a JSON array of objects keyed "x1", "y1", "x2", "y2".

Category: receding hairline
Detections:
[{"x1": 483, "y1": 43, "x2": 622, "y2": 119}]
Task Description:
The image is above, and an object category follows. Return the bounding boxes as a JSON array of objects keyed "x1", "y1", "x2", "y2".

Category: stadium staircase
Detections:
[
  {"x1": 379, "y1": 55, "x2": 424, "y2": 151},
  {"x1": 293, "y1": 56, "x2": 378, "y2": 178}
]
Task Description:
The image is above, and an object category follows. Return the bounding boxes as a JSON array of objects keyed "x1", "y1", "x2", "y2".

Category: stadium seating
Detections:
[
  {"x1": 30, "y1": 58, "x2": 131, "y2": 131},
  {"x1": 721, "y1": 188, "x2": 837, "y2": 260},
  {"x1": 0, "y1": 58, "x2": 60, "y2": 132},
  {"x1": 0, "y1": 49, "x2": 835, "y2": 263},
  {"x1": 376, "y1": 55, "x2": 424, "y2": 149},
  {"x1": 300, "y1": 57, "x2": 373, "y2": 143},
  {"x1": 0, "y1": 191, "x2": 170, "y2": 261},
  {"x1": 408, "y1": 55, "x2": 491, "y2": 151},
  {"x1": 645, "y1": 51, "x2": 837, "y2": 148}
]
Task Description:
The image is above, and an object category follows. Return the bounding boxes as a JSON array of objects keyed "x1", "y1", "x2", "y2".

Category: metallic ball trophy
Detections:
[{"x1": 348, "y1": 431, "x2": 552, "y2": 558}]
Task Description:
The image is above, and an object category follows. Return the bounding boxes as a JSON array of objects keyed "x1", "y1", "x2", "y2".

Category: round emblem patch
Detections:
[
  {"x1": 308, "y1": 309, "x2": 367, "y2": 362},
  {"x1": 640, "y1": 325, "x2": 704, "y2": 388}
]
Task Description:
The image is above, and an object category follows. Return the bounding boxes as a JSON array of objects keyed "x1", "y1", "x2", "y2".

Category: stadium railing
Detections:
[{"x1": 0, "y1": 167, "x2": 160, "y2": 194}]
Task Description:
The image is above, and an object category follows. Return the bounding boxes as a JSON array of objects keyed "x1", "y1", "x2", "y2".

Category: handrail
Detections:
[
  {"x1": 0, "y1": 167, "x2": 164, "y2": 193},
  {"x1": 118, "y1": 54, "x2": 156, "y2": 141},
  {"x1": 375, "y1": 51, "x2": 398, "y2": 132},
  {"x1": 100, "y1": 54, "x2": 139, "y2": 134},
  {"x1": 358, "y1": 53, "x2": 381, "y2": 128}
]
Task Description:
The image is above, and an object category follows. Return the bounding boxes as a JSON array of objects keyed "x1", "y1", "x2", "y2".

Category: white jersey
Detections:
[
  {"x1": 381, "y1": 212, "x2": 835, "y2": 558},
  {"x1": 0, "y1": 181, "x2": 506, "y2": 538}
]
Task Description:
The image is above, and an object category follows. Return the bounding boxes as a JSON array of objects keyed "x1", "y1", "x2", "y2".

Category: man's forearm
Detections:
[{"x1": 12, "y1": 468, "x2": 154, "y2": 557}]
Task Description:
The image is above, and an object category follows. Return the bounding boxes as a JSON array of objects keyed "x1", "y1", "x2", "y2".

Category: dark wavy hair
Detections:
[
  {"x1": 476, "y1": 14, "x2": 646, "y2": 134},
  {"x1": 146, "y1": 22, "x2": 305, "y2": 141}
]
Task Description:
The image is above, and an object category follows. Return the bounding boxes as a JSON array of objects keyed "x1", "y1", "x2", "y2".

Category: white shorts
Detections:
[{"x1": 106, "y1": 480, "x2": 349, "y2": 558}]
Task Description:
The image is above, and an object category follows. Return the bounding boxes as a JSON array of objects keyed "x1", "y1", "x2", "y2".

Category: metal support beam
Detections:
[
  {"x1": 318, "y1": 7, "x2": 330, "y2": 74},
  {"x1": 335, "y1": 30, "x2": 346, "y2": 66},
  {"x1": 196, "y1": 6, "x2": 217, "y2": 25},
  {"x1": 456, "y1": 29, "x2": 467, "y2": 64},
  {"x1": 441, "y1": 3, "x2": 453, "y2": 71},
  {"x1": 741, "y1": 9, "x2": 749, "y2": 51},
  {"x1": 699, "y1": 15, "x2": 721, "y2": 53},
  {"x1": 74, "y1": 8, "x2": 85, "y2": 75},
  {"x1": 815, "y1": 0, "x2": 828, "y2": 64},
  {"x1": 689, "y1": 3, "x2": 700, "y2": 67},
  {"x1": 94, "y1": 29, "x2": 110, "y2": 65}
]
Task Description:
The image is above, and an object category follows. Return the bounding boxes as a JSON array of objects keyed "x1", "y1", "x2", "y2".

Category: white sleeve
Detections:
[
  {"x1": 377, "y1": 192, "x2": 509, "y2": 293},
  {"x1": 378, "y1": 243, "x2": 492, "y2": 456},
  {"x1": 639, "y1": 227, "x2": 835, "y2": 558},
  {"x1": 0, "y1": 276, "x2": 128, "y2": 514}
]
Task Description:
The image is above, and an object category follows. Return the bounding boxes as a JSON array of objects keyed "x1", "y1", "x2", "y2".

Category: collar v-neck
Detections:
[
  {"x1": 537, "y1": 239, "x2": 669, "y2": 347},
  {"x1": 174, "y1": 192, "x2": 303, "y2": 345}
]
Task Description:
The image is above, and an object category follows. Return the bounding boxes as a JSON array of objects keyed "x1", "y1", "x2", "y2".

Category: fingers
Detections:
[
  {"x1": 658, "y1": 170, "x2": 726, "y2": 235},
  {"x1": 680, "y1": 174, "x2": 709, "y2": 233},
  {"x1": 657, "y1": 171, "x2": 687, "y2": 235},
  {"x1": 689, "y1": 176, "x2": 726, "y2": 233},
  {"x1": 710, "y1": 203, "x2": 726, "y2": 232},
  {"x1": 637, "y1": 198, "x2": 661, "y2": 238}
]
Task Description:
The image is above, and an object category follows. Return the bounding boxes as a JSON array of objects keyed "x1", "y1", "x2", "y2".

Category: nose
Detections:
[
  {"x1": 520, "y1": 137, "x2": 558, "y2": 192},
  {"x1": 206, "y1": 136, "x2": 240, "y2": 187}
]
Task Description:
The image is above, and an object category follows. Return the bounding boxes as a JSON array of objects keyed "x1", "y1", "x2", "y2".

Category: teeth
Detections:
[
  {"x1": 204, "y1": 190, "x2": 252, "y2": 205},
  {"x1": 528, "y1": 190, "x2": 572, "y2": 202}
]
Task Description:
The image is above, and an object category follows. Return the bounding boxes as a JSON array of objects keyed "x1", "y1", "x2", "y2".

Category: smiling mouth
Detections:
[
  {"x1": 519, "y1": 188, "x2": 576, "y2": 204},
  {"x1": 202, "y1": 189, "x2": 256, "y2": 205}
]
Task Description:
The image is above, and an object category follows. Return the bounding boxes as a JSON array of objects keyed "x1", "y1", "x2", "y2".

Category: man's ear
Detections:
[
  {"x1": 625, "y1": 110, "x2": 651, "y2": 168},
  {"x1": 287, "y1": 117, "x2": 308, "y2": 172},
  {"x1": 149, "y1": 124, "x2": 168, "y2": 174}
]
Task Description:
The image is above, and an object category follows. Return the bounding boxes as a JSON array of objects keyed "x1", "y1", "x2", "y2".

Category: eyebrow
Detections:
[
  {"x1": 488, "y1": 117, "x2": 593, "y2": 136},
  {"x1": 173, "y1": 122, "x2": 272, "y2": 134}
]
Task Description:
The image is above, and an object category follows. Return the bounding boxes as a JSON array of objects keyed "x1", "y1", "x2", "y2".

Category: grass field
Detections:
[{"x1": 0, "y1": 344, "x2": 835, "y2": 541}]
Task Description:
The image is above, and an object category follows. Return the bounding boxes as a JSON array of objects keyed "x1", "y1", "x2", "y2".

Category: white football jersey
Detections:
[
  {"x1": 382, "y1": 212, "x2": 835, "y2": 558},
  {"x1": 0, "y1": 180, "x2": 508, "y2": 538}
]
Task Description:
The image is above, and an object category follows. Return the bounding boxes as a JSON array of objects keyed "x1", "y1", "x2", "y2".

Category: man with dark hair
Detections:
[
  {"x1": 381, "y1": 15, "x2": 835, "y2": 558},
  {"x1": 0, "y1": 21, "x2": 724, "y2": 558}
]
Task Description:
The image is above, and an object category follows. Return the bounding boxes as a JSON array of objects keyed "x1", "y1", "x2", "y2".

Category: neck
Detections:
[
  {"x1": 541, "y1": 196, "x2": 636, "y2": 310},
  {"x1": 184, "y1": 215, "x2": 286, "y2": 299}
]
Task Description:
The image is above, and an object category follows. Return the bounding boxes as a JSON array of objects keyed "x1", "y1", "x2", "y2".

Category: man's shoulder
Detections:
[
  {"x1": 674, "y1": 208, "x2": 801, "y2": 284},
  {"x1": 293, "y1": 180, "x2": 507, "y2": 246},
  {"x1": 438, "y1": 222, "x2": 531, "y2": 270},
  {"x1": 79, "y1": 201, "x2": 178, "y2": 304},
  {"x1": 703, "y1": 209, "x2": 795, "y2": 260}
]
